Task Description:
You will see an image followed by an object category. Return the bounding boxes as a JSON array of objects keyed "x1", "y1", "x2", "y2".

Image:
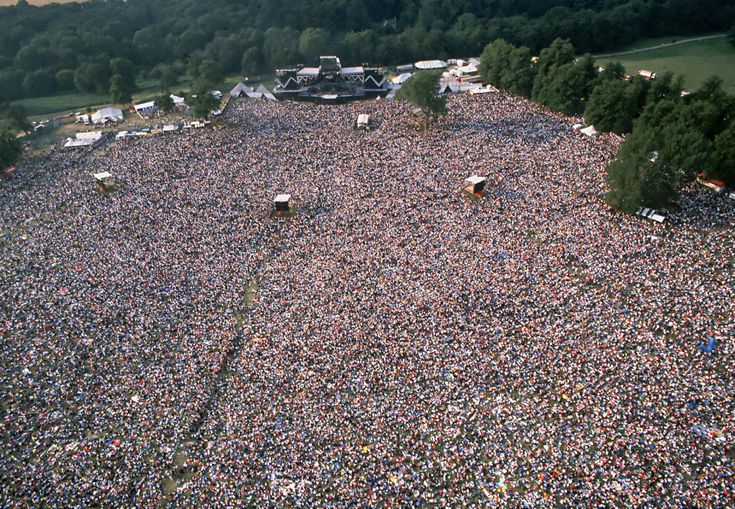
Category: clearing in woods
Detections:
[{"x1": 597, "y1": 36, "x2": 735, "y2": 95}]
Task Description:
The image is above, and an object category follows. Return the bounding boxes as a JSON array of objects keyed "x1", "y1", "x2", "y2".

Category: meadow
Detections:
[{"x1": 598, "y1": 36, "x2": 735, "y2": 94}]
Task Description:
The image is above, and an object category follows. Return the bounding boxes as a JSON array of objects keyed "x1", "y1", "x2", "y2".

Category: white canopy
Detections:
[
  {"x1": 230, "y1": 82, "x2": 254, "y2": 97},
  {"x1": 76, "y1": 131, "x2": 103, "y2": 141},
  {"x1": 93, "y1": 172, "x2": 112, "y2": 181},
  {"x1": 580, "y1": 125, "x2": 598, "y2": 137},
  {"x1": 415, "y1": 60, "x2": 447, "y2": 70},
  {"x1": 92, "y1": 107, "x2": 123, "y2": 123},
  {"x1": 465, "y1": 176, "x2": 486, "y2": 186},
  {"x1": 391, "y1": 73, "x2": 413, "y2": 85},
  {"x1": 357, "y1": 114, "x2": 369, "y2": 127},
  {"x1": 274, "y1": 194, "x2": 291, "y2": 203}
]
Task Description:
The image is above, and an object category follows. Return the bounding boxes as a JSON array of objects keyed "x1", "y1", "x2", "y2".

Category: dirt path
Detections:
[{"x1": 594, "y1": 33, "x2": 726, "y2": 59}]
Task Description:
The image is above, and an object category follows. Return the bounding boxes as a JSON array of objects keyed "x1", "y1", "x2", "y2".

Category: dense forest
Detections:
[{"x1": 0, "y1": 0, "x2": 734, "y2": 103}]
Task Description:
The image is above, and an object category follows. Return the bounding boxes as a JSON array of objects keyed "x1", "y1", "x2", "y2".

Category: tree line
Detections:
[
  {"x1": 479, "y1": 37, "x2": 735, "y2": 213},
  {"x1": 0, "y1": 0, "x2": 733, "y2": 105}
]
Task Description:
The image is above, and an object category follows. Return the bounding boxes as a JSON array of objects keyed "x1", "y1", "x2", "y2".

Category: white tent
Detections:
[
  {"x1": 356, "y1": 114, "x2": 370, "y2": 130},
  {"x1": 391, "y1": 73, "x2": 412, "y2": 85},
  {"x1": 170, "y1": 94, "x2": 187, "y2": 108},
  {"x1": 580, "y1": 125, "x2": 598, "y2": 137},
  {"x1": 636, "y1": 207, "x2": 666, "y2": 223},
  {"x1": 230, "y1": 82, "x2": 254, "y2": 98},
  {"x1": 92, "y1": 107, "x2": 123, "y2": 124},
  {"x1": 415, "y1": 60, "x2": 447, "y2": 70},
  {"x1": 134, "y1": 101, "x2": 157, "y2": 119}
]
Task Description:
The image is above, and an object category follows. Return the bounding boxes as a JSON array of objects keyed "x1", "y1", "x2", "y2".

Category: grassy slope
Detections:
[
  {"x1": 599, "y1": 37, "x2": 735, "y2": 94},
  {"x1": 15, "y1": 75, "x2": 259, "y2": 119}
]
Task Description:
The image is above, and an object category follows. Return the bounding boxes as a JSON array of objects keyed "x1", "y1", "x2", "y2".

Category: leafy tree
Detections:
[
  {"x1": 241, "y1": 47, "x2": 263, "y2": 76},
  {"x1": 396, "y1": 70, "x2": 447, "y2": 131},
  {"x1": 478, "y1": 39, "x2": 535, "y2": 97},
  {"x1": 299, "y1": 28, "x2": 331, "y2": 61},
  {"x1": 0, "y1": 129, "x2": 22, "y2": 171},
  {"x1": 190, "y1": 84, "x2": 219, "y2": 119},
  {"x1": 154, "y1": 93, "x2": 174, "y2": 113},
  {"x1": 597, "y1": 61, "x2": 626, "y2": 82},
  {"x1": 711, "y1": 119, "x2": 735, "y2": 183},
  {"x1": 1, "y1": 104, "x2": 31, "y2": 134},
  {"x1": 74, "y1": 62, "x2": 109, "y2": 94},
  {"x1": 109, "y1": 74, "x2": 132, "y2": 104},
  {"x1": 584, "y1": 78, "x2": 638, "y2": 134},
  {"x1": 645, "y1": 72, "x2": 684, "y2": 107},
  {"x1": 110, "y1": 57, "x2": 136, "y2": 91},
  {"x1": 196, "y1": 59, "x2": 224, "y2": 88},
  {"x1": 532, "y1": 39, "x2": 595, "y2": 114},
  {"x1": 55, "y1": 69, "x2": 75, "y2": 91}
]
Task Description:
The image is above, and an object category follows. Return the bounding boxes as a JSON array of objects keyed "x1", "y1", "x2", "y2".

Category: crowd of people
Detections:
[{"x1": 1, "y1": 92, "x2": 733, "y2": 508}]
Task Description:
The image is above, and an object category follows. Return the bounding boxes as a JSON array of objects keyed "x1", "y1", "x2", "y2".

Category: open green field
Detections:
[
  {"x1": 14, "y1": 74, "x2": 263, "y2": 119},
  {"x1": 598, "y1": 37, "x2": 735, "y2": 95}
]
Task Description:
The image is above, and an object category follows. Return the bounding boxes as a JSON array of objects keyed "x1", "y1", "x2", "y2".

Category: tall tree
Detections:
[
  {"x1": 190, "y1": 84, "x2": 219, "y2": 119},
  {"x1": 109, "y1": 74, "x2": 132, "y2": 104},
  {"x1": 395, "y1": 70, "x2": 447, "y2": 131},
  {"x1": 0, "y1": 129, "x2": 22, "y2": 171},
  {"x1": 584, "y1": 79, "x2": 638, "y2": 134},
  {"x1": 532, "y1": 39, "x2": 595, "y2": 114},
  {"x1": 1, "y1": 104, "x2": 31, "y2": 134},
  {"x1": 712, "y1": 119, "x2": 735, "y2": 183},
  {"x1": 478, "y1": 39, "x2": 535, "y2": 97}
]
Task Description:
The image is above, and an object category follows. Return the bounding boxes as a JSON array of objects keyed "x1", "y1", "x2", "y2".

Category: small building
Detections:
[
  {"x1": 636, "y1": 207, "x2": 666, "y2": 223},
  {"x1": 92, "y1": 107, "x2": 123, "y2": 125},
  {"x1": 638, "y1": 69, "x2": 657, "y2": 80},
  {"x1": 75, "y1": 114, "x2": 90, "y2": 125},
  {"x1": 93, "y1": 171, "x2": 116, "y2": 193},
  {"x1": 356, "y1": 114, "x2": 370, "y2": 130},
  {"x1": 274, "y1": 194, "x2": 291, "y2": 212},
  {"x1": 134, "y1": 101, "x2": 157, "y2": 119},
  {"x1": 464, "y1": 175, "x2": 487, "y2": 195}
]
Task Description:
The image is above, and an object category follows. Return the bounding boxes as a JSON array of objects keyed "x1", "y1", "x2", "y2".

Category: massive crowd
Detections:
[{"x1": 1, "y1": 93, "x2": 733, "y2": 508}]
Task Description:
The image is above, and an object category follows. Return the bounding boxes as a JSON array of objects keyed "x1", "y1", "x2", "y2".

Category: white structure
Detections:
[
  {"x1": 93, "y1": 171, "x2": 113, "y2": 182},
  {"x1": 638, "y1": 69, "x2": 657, "y2": 80},
  {"x1": 391, "y1": 73, "x2": 413, "y2": 85},
  {"x1": 75, "y1": 114, "x2": 90, "y2": 125},
  {"x1": 636, "y1": 207, "x2": 666, "y2": 223},
  {"x1": 415, "y1": 60, "x2": 448, "y2": 70},
  {"x1": 134, "y1": 101, "x2": 157, "y2": 119},
  {"x1": 728, "y1": 191, "x2": 735, "y2": 201},
  {"x1": 469, "y1": 86, "x2": 496, "y2": 95},
  {"x1": 64, "y1": 131, "x2": 103, "y2": 149},
  {"x1": 230, "y1": 82, "x2": 254, "y2": 98},
  {"x1": 464, "y1": 175, "x2": 487, "y2": 195},
  {"x1": 580, "y1": 125, "x2": 598, "y2": 138},
  {"x1": 256, "y1": 84, "x2": 276, "y2": 101},
  {"x1": 274, "y1": 194, "x2": 292, "y2": 212},
  {"x1": 170, "y1": 94, "x2": 187, "y2": 109},
  {"x1": 572, "y1": 123, "x2": 584, "y2": 130},
  {"x1": 356, "y1": 114, "x2": 370, "y2": 130},
  {"x1": 91, "y1": 107, "x2": 123, "y2": 124}
]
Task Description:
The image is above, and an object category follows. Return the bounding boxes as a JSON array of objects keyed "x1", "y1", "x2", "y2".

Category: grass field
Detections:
[
  {"x1": 598, "y1": 37, "x2": 735, "y2": 95},
  {"x1": 14, "y1": 74, "x2": 260, "y2": 119}
]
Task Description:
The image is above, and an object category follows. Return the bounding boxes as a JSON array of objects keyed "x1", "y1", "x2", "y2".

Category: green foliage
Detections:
[
  {"x1": 0, "y1": 0, "x2": 733, "y2": 103},
  {"x1": 190, "y1": 85, "x2": 219, "y2": 120},
  {"x1": 0, "y1": 104, "x2": 31, "y2": 134},
  {"x1": 154, "y1": 93, "x2": 175, "y2": 113},
  {"x1": 299, "y1": 28, "x2": 331, "y2": 62},
  {"x1": 0, "y1": 129, "x2": 22, "y2": 171},
  {"x1": 598, "y1": 62, "x2": 626, "y2": 82},
  {"x1": 713, "y1": 119, "x2": 735, "y2": 183},
  {"x1": 606, "y1": 98, "x2": 718, "y2": 211},
  {"x1": 584, "y1": 79, "x2": 638, "y2": 134},
  {"x1": 396, "y1": 70, "x2": 447, "y2": 131},
  {"x1": 74, "y1": 62, "x2": 110, "y2": 95},
  {"x1": 532, "y1": 39, "x2": 596, "y2": 114},
  {"x1": 109, "y1": 75, "x2": 132, "y2": 105},
  {"x1": 196, "y1": 59, "x2": 224, "y2": 89},
  {"x1": 478, "y1": 40, "x2": 535, "y2": 97}
]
